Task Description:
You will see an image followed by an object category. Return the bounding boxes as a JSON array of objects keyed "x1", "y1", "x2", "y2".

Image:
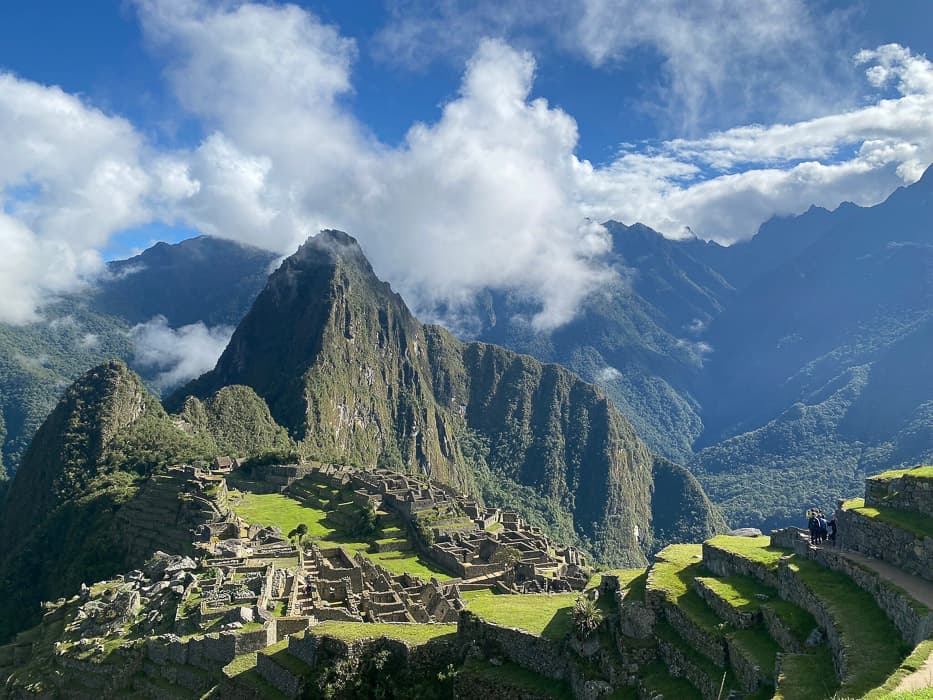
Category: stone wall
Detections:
[
  {"x1": 760, "y1": 606, "x2": 804, "y2": 653},
  {"x1": 694, "y1": 579, "x2": 758, "y2": 629},
  {"x1": 865, "y1": 474, "x2": 933, "y2": 518},
  {"x1": 701, "y1": 542, "x2": 780, "y2": 589},
  {"x1": 275, "y1": 616, "x2": 312, "y2": 642},
  {"x1": 256, "y1": 651, "x2": 305, "y2": 697},
  {"x1": 726, "y1": 636, "x2": 772, "y2": 693},
  {"x1": 656, "y1": 635, "x2": 726, "y2": 700},
  {"x1": 662, "y1": 604, "x2": 726, "y2": 667},
  {"x1": 799, "y1": 542, "x2": 933, "y2": 644},
  {"x1": 457, "y1": 611, "x2": 569, "y2": 681},
  {"x1": 775, "y1": 565, "x2": 846, "y2": 683},
  {"x1": 836, "y1": 508, "x2": 933, "y2": 582}
]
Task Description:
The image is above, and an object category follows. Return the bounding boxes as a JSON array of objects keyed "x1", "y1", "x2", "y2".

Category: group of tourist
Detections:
[{"x1": 806, "y1": 509, "x2": 837, "y2": 545}]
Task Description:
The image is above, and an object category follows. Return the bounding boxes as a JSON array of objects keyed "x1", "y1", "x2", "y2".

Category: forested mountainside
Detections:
[
  {"x1": 477, "y1": 165, "x2": 933, "y2": 528},
  {"x1": 0, "y1": 237, "x2": 276, "y2": 478},
  {"x1": 0, "y1": 360, "x2": 298, "y2": 642},
  {"x1": 171, "y1": 231, "x2": 724, "y2": 566}
]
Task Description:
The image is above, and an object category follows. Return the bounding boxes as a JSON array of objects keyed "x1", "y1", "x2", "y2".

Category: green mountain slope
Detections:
[
  {"x1": 172, "y1": 231, "x2": 725, "y2": 566},
  {"x1": 0, "y1": 361, "x2": 297, "y2": 643}
]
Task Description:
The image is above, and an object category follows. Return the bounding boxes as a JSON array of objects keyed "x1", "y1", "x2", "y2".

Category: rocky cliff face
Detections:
[{"x1": 173, "y1": 231, "x2": 724, "y2": 566}]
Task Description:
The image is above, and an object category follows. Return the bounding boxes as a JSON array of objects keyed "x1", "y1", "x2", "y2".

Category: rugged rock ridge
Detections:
[{"x1": 172, "y1": 230, "x2": 725, "y2": 566}]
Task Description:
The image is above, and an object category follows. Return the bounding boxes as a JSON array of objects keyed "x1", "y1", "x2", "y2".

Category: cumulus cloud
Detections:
[
  {"x1": 131, "y1": 315, "x2": 233, "y2": 389},
  {"x1": 135, "y1": 2, "x2": 615, "y2": 329},
  {"x1": 582, "y1": 44, "x2": 933, "y2": 241},
  {"x1": 0, "y1": 71, "x2": 161, "y2": 323}
]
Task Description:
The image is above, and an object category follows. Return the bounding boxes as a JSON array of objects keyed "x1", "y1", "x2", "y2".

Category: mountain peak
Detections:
[{"x1": 291, "y1": 229, "x2": 371, "y2": 269}]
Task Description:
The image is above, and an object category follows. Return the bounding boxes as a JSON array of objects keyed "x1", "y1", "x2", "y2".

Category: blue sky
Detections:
[{"x1": 1, "y1": 0, "x2": 933, "y2": 329}]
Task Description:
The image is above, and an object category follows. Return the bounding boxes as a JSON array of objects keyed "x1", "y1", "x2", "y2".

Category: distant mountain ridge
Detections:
[{"x1": 0, "y1": 236, "x2": 277, "y2": 478}]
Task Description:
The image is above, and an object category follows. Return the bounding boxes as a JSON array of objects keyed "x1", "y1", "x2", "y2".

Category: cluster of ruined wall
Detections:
[{"x1": 865, "y1": 474, "x2": 933, "y2": 518}]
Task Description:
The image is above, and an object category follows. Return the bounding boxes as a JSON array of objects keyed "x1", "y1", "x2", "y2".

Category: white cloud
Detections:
[
  {"x1": 132, "y1": 0, "x2": 933, "y2": 322},
  {"x1": 0, "y1": 72, "x2": 155, "y2": 323},
  {"x1": 135, "y1": 2, "x2": 616, "y2": 329},
  {"x1": 375, "y1": 0, "x2": 853, "y2": 131},
  {"x1": 131, "y1": 315, "x2": 233, "y2": 389},
  {"x1": 3, "y1": 0, "x2": 933, "y2": 336},
  {"x1": 582, "y1": 44, "x2": 933, "y2": 242}
]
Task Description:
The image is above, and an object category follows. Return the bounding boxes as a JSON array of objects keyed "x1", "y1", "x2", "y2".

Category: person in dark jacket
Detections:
[
  {"x1": 817, "y1": 512, "x2": 828, "y2": 544},
  {"x1": 828, "y1": 515, "x2": 837, "y2": 546},
  {"x1": 807, "y1": 510, "x2": 817, "y2": 544}
]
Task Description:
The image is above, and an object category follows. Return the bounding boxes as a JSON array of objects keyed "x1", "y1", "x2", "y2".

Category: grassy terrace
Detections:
[
  {"x1": 648, "y1": 544, "x2": 724, "y2": 636},
  {"x1": 459, "y1": 659, "x2": 573, "y2": 699},
  {"x1": 864, "y1": 639, "x2": 933, "y2": 699},
  {"x1": 869, "y1": 466, "x2": 933, "y2": 482},
  {"x1": 222, "y1": 650, "x2": 287, "y2": 700},
  {"x1": 764, "y1": 598, "x2": 818, "y2": 643},
  {"x1": 696, "y1": 574, "x2": 771, "y2": 615},
  {"x1": 586, "y1": 568, "x2": 646, "y2": 591},
  {"x1": 774, "y1": 648, "x2": 838, "y2": 700},
  {"x1": 788, "y1": 558, "x2": 910, "y2": 697},
  {"x1": 842, "y1": 498, "x2": 933, "y2": 539},
  {"x1": 310, "y1": 621, "x2": 457, "y2": 645},
  {"x1": 655, "y1": 620, "x2": 733, "y2": 686},
  {"x1": 705, "y1": 535, "x2": 787, "y2": 569},
  {"x1": 462, "y1": 590, "x2": 575, "y2": 640},
  {"x1": 229, "y1": 490, "x2": 453, "y2": 580},
  {"x1": 729, "y1": 627, "x2": 780, "y2": 678}
]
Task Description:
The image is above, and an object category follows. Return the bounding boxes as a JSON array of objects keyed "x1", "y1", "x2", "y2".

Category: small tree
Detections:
[
  {"x1": 352, "y1": 502, "x2": 379, "y2": 537},
  {"x1": 288, "y1": 523, "x2": 309, "y2": 547},
  {"x1": 572, "y1": 595, "x2": 603, "y2": 639},
  {"x1": 492, "y1": 546, "x2": 523, "y2": 567}
]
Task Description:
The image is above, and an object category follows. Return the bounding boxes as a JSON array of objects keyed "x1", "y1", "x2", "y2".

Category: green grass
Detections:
[
  {"x1": 259, "y1": 639, "x2": 313, "y2": 678},
  {"x1": 648, "y1": 545, "x2": 725, "y2": 636},
  {"x1": 639, "y1": 661, "x2": 703, "y2": 700},
  {"x1": 586, "y1": 568, "x2": 646, "y2": 591},
  {"x1": 843, "y1": 498, "x2": 933, "y2": 539},
  {"x1": 696, "y1": 575, "x2": 773, "y2": 614},
  {"x1": 230, "y1": 492, "x2": 331, "y2": 537},
  {"x1": 463, "y1": 590, "x2": 575, "y2": 640},
  {"x1": 459, "y1": 659, "x2": 573, "y2": 699},
  {"x1": 223, "y1": 651, "x2": 258, "y2": 677},
  {"x1": 310, "y1": 621, "x2": 457, "y2": 645},
  {"x1": 332, "y1": 537, "x2": 454, "y2": 580},
  {"x1": 655, "y1": 620, "x2": 732, "y2": 684},
  {"x1": 869, "y1": 466, "x2": 933, "y2": 483},
  {"x1": 788, "y1": 558, "x2": 910, "y2": 697},
  {"x1": 864, "y1": 639, "x2": 933, "y2": 699},
  {"x1": 231, "y1": 490, "x2": 454, "y2": 580},
  {"x1": 774, "y1": 648, "x2": 839, "y2": 700},
  {"x1": 729, "y1": 627, "x2": 780, "y2": 680},
  {"x1": 705, "y1": 535, "x2": 788, "y2": 569},
  {"x1": 761, "y1": 598, "x2": 819, "y2": 643}
]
